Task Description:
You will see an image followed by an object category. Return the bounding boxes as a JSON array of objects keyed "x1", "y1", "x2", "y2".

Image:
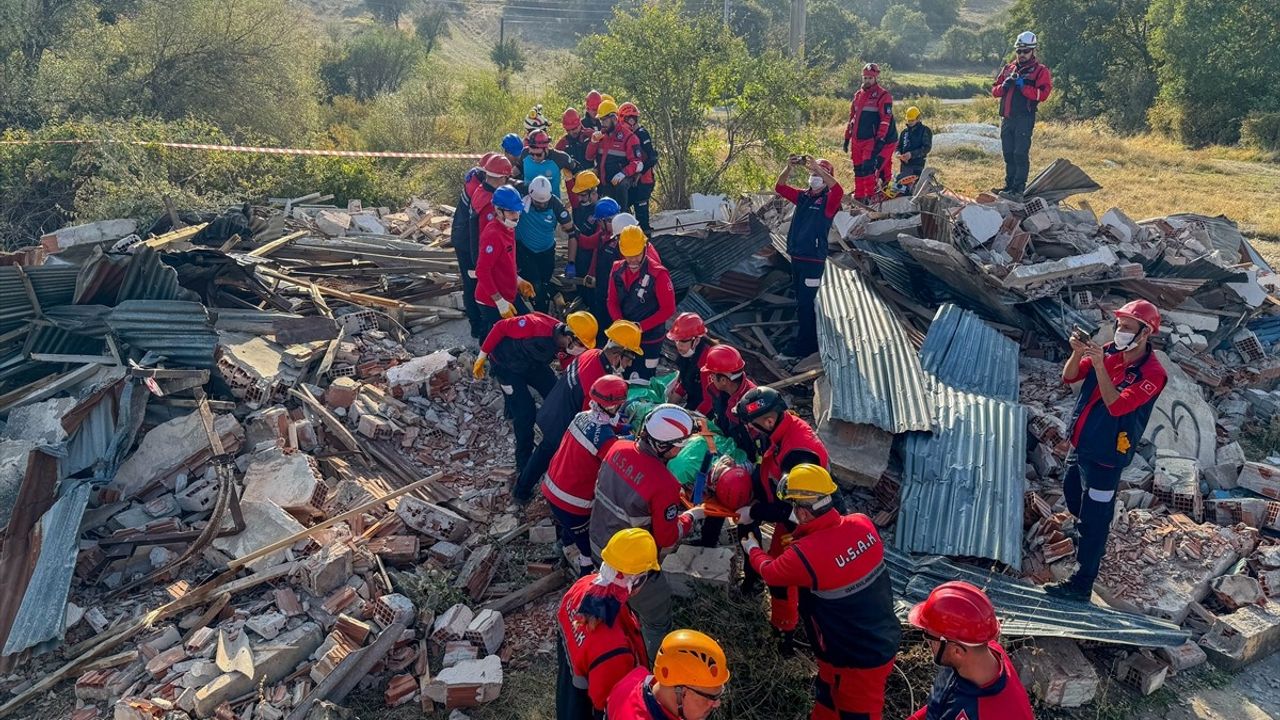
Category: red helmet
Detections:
[
  {"x1": 862, "y1": 62, "x2": 881, "y2": 78},
  {"x1": 618, "y1": 102, "x2": 640, "y2": 121},
  {"x1": 562, "y1": 107, "x2": 582, "y2": 131},
  {"x1": 701, "y1": 345, "x2": 745, "y2": 375},
  {"x1": 712, "y1": 465, "x2": 753, "y2": 509},
  {"x1": 478, "y1": 152, "x2": 496, "y2": 169},
  {"x1": 907, "y1": 581, "x2": 1000, "y2": 646},
  {"x1": 590, "y1": 374, "x2": 629, "y2": 406},
  {"x1": 667, "y1": 312, "x2": 707, "y2": 342},
  {"x1": 817, "y1": 158, "x2": 834, "y2": 175},
  {"x1": 483, "y1": 154, "x2": 513, "y2": 176},
  {"x1": 586, "y1": 90, "x2": 603, "y2": 112},
  {"x1": 528, "y1": 130, "x2": 551, "y2": 149},
  {"x1": 1114, "y1": 299, "x2": 1161, "y2": 334}
]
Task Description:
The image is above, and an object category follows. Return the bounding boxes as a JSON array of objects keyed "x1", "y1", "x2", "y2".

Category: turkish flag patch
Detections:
[{"x1": 1140, "y1": 380, "x2": 1158, "y2": 394}]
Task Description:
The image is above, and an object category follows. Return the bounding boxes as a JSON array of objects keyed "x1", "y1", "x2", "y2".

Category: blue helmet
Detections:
[
  {"x1": 501, "y1": 133, "x2": 524, "y2": 157},
  {"x1": 492, "y1": 185, "x2": 524, "y2": 213},
  {"x1": 593, "y1": 197, "x2": 621, "y2": 220}
]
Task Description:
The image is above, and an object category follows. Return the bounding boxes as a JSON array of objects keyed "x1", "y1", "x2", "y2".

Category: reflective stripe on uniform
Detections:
[
  {"x1": 569, "y1": 420, "x2": 605, "y2": 455},
  {"x1": 543, "y1": 474, "x2": 594, "y2": 511},
  {"x1": 804, "y1": 277, "x2": 822, "y2": 287},
  {"x1": 593, "y1": 489, "x2": 652, "y2": 527},
  {"x1": 1088, "y1": 487, "x2": 1116, "y2": 503},
  {"x1": 810, "y1": 563, "x2": 886, "y2": 601}
]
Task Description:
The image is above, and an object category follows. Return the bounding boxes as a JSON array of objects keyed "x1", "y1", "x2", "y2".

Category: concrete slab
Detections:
[
  {"x1": 1142, "y1": 352, "x2": 1218, "y2": 468},
  {"x1": 662, "y1": 545, "x2": 735, "y2": 598},
  {"x1": 242, "y1": 447, "x2": 327, "y2": 517},
  {"x1": 1003, "y1": 246, "x2": 1118, "y2": 290},
  {"x1": 212, "y1": 500, "x2": 306, "y2": 572},
  {"x1": 422, "y1": 655, "x2": 503, "y2": 708},
  {"x1": 2, "y1": 397, "x2": 76, "y2": 444},
  {"x1": 1200, "y1": 601, "x2": 1280, "y2": 671},
  {"x1": 1011, "y1": 638, "x2": 1099, "y2": 708},
  {"x1": 112, "y1": 412, "x2": 244, "y2": 500},
  {"x1": 41, "y1": 219, "x2": 137, "y2": 253},
  {"x1": 195, "y1": 623, "x2": 322, "y2": 716}
]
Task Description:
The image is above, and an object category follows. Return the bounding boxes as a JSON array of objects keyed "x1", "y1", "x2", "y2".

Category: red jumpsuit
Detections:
[
  {"x1": 605, "y1": 668, "x2": 671, "y2": 719},
  {"x1": 845, "y1": 84, "x2": 896, "y2": 200},
  {"x1": 749, "y1": 510, "x2": 901, "y2": 720},
  {"x1": 557, "y1": 575, "x2": 649, "y2": 715},
  {"x1": 473, "y1": 218, "x2": 517, "y2": 309}
]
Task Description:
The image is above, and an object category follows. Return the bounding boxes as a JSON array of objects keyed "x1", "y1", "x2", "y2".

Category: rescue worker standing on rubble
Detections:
[
  {"x1": 843, "y1": 63, "x2": 896, "y2": 203},
  {"x1": 543, "y1": 374, "x2": 633, "y2": 577},
  {"x1": 701, "y1": 345, "x2": 757, "y2": 457},
  {"x1": 774, "y1": 155, "x2": 841, "y2": 358},
  {"x1": 588, "y1": 99, "x2": 644, "y2": 210},
  {"x1": 617, "y1": 102, "x2": 659, "y2": 235},
  {"x1": 502, "y1": 133, "x2": 527, "y2": 182},
  {"x1": 524, "y1": 129, "x2": 578, "y2": 201},
  {"x1": 583, "y1": 90, "x2": 605, "y2": 131},
  {"x1": 1048, "y1": 299, "x2": 1166, "y2": 602},
  {"x1": 474, "y1": 309, "x2": 597, "y2": 480},
  {"x1": 517, "y1": 175, "x2": 577, "y2": 313},
  {"x1": 556, "y1": 527, "x2": 659, "y2": 720},
  {"x1": 743, "y1": 464, "x2": 901, "y2": 720},
  {"x1": 665, "y1": 312, "x2": 718, "y2": 413},
  {"x1": 895, "y1": 106, "x2": 932, "y2": 191},
  {"x1": 906, "y1": 582, "x2": 1035, "y2": 720},
  {"x1": 608, "y1": 226, "x2": 676, "y2": 383},
  {"x1": 559, "y1": 109, "x2": 595, "y2": 207},
  {"x1": 474, "y1": 185, "x2": 536, "y2": 335},
  {"x1": 607, "y1": 629, "x2": 730, "y2": 720},
  {"x1": 450, "y1": 153, "x2": 493, "y2": 339},
  {"x1": 512, "y1": 320, "x2": 643, "y2": 507},
  {"x1": 992, "y1": 31, "x2": 1053, "y2": 198},
  {"x1": 591, "y1": 404, "x2": 705, "y2": 658},
  {"x1": 735, "y1": 386, "x2": 830, "y2": 654}
]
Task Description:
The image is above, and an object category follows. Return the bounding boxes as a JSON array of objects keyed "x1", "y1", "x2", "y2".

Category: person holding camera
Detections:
[
  {"x1": 774, "y1": 154, "x2": 842, "y2": 358},
  {"x1": 992, "y1": 31, "x2": 1053, "y2": 198}
]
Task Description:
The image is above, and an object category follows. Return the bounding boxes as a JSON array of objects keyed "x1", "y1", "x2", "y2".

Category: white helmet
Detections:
[
  {"x1": 1015, "y1": 31, "x2": 1037, "y2": 49},
  {"x1": 529, "y1": 175, "x2": 553, "y2": 203},
  {"x1": 643, "y1": 404, "x2": 695, "y2": 444},
  {"x1": 611, "y1": 212, "x2": 639, "y2": 237}
]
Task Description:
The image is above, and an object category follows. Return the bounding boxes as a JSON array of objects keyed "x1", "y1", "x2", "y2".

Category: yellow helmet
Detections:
[
  {"x1": 604, "y1": 320, "x2": 643, "y2": 355},
  {"x1": 572, "y1": 170, "x2": 600, "y2": 193},
  {"x1": 777, "y1": 463, "x2": 837, "y2": 504},
  {"x1": 905, "y1": 106, "x2": 921, "y2": 122},
  {"x1": 618, "y1": 225, "x2": 648, "y2": 258},
  {"x1": 600, "y1": 528, "x2": 661, "y2": 575},
  {"x1": 564, "y1": 311, "x2": 598, "y2": 349},
  {"x1": 654, "y1": 630, "x2": 730, "y2": 689},
  {"x1": 597, "y1": 99, "x2": 619, "y2": 118},
  {"x1": 601, "y1": 93, "x2": 616, "y2": 106}
]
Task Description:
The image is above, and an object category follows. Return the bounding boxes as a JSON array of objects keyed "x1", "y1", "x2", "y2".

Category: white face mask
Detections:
[
  {"x1": 501, "y1": 216, "x2": 519, "y2": 229},
  {"x1": 677, "y1": 340, "x2": 697, "y2": 358},
  {"x1": 567, "y1": 344, "x2": 586, "y2": 356},
  {"x1": 808, "y1": 175, "x2": 824, "y2": 190},
  {"x1": 1113, "y1": 329, "x2": 1139, "y2": 351}
]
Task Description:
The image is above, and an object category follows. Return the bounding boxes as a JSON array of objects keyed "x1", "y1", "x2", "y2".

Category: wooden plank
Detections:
[
  {"x1": 284, "y1": 621, "x2": 406, "y2": 720},
  {"x1": 246, "y1": 230, "x2": 308, "y2": 258},
  {"x1": 766, "y1": 368, "x2": 825, "y2": 391},
  {"x1": 0, "y1": 364, "x2": 100, "y2": 413},
  {"x1": 28, "y1": 353, "x2": 119, "y2": 365},
  {"x1": 482, "y1": 569, "x2": 570, "y2": 615},
  {"x1": 142, "y1": 223, "x2": 208, "y2": 250}
]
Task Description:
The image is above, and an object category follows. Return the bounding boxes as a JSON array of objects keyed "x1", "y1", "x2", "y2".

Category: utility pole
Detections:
[
  {"x1": 723, "y1": 0, "x2": 729, "y2": 25},
  {"x1": 788, "y1": 0, "x2": 806, "y2": 59},
  {"x1": 499, "y1": 16, "x2": 505, "y2": 44}
]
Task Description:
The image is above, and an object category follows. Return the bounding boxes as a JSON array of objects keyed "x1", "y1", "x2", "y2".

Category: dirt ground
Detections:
[{"x1": 1133, "y1": 651, "x2": 1280, "y2": 720}]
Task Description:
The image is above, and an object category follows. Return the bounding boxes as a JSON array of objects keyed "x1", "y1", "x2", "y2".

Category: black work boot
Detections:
[{"x1": 1043, "y1": 580, "x2": 1092, "y2": 602}]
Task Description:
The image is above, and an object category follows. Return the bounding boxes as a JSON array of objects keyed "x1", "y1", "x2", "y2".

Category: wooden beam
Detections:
[
  {"x1": 482, "y1": 569, "x2": 570, "y2": 615},
  {"x1": 766, "y1": 367, "x2": 825, "y2": 391},
  {"x1": 142, "y1": 222, "x2": 208, "y2": 250},
  {"x1": 247, "y1": 230, "x2": 308, "y2": 258}
]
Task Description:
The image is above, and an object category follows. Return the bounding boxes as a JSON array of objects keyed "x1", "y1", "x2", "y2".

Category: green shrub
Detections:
[{"x1": 1241, "y1": 111, "x2": 1280, "y2": 153}]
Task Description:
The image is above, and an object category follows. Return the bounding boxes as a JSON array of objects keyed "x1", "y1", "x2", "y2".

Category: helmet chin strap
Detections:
[{"x1": 932, "y1": 637, "x2": 949, "y2": 667}]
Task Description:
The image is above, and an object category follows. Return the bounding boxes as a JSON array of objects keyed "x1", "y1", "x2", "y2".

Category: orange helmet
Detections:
[
  {"x1": 618, "y1": 102, "x2": 640, "y2": 122},
  {"x1": 653, "y1": 630, "x2": 730, "y2": 688}
]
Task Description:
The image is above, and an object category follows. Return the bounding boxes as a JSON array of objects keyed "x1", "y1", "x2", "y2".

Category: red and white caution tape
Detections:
[{"x1": 0, "y1": 138, "x2": 480, "y2": 159}]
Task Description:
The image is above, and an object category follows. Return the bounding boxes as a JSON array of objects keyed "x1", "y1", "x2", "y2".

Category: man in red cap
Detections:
[
  {"x1": 774, "y1": 155, "x2": 842, "y2": 357},
  {"x1": 1049, "y1": 299, "x2": 1166, "y2": 602},
  {"x1": 557, "y1": 108, "x2": 594, "y2": 208},
  {"x1": 843, "y1": 63, "x2": 896, "y2": 203},
  {"x1": 666, "y1": 312, "x2": 718, "y2": 413},
  {"x1": 907, "y1": 582, "x2": 1034, "y2": 719},
  {"x1": 583, "y1": 90, "x2": 604, "y2": 131},
  {"x1": 700, "y1": 345, "x2": 756, "y2": 457}
]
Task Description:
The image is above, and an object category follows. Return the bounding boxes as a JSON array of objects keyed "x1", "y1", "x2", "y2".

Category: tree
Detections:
[
  {"x1": 805, "y1": 0, "x2": 869, "y2": 71},
  {"x1": 938, "y1": 26, "x2": 979, "y2": 64},
  {"x1": 569, "y1": 2, "x2": 810, "y2": 206},
  {"x1": 878, "y1": 5, "x2": 931, "y2": 67},
  {"x1": 322, "y1": 28, "x2": 422, "y2": 101},
  {"x1": 914, "y1": 0, "x2": 960, "y2": 34},
  {"x1": 490, "y1": 38, "x2": 526, "y2": 88},
  {"x1": 366, "y1": 0, "x2": 410, "y2": 27},
  {"x1": 1148, "y1": 0, "x2": 1280, "y2": 145},
  {"x1": 414, "y1": 5, "x2": 451, "y2": 57}
]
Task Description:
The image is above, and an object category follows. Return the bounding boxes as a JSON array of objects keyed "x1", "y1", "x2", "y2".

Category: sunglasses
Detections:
[
  {"x1": 683, "y1": 686, "x2": 726, "y2": 703},
  {"x1": 1016, "y1": 48, "x2": 1033, "y2": 54}
]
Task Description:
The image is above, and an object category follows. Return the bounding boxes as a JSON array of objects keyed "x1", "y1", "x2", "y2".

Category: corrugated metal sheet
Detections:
[
  {"x1": 899, "y1": 385, "x2": 1027, "y2": 568},
  {"x1": 2, "y1": 480, "x2": 91, "y2": 656},
  {"x1": 676, "y1": 291, "x2": 734, "y2": 339},
  {"x1": 1023, "y1": 297, "x2": 1101, "y2": 342},
  {"x1": 650, "y1": 214, "x2": 772, "y2": 293},
  {"x1": 920, "y1": 304, "x2": 1019, "y2": 402},
  {"x1": 74, "y1": 246, "x2": 198, "y2": 306},
  {"x1": 0, "y1": 266, "x2": 80, "y2": 333},
  {"x1": 816, "y1": 262, "x2": 934, "y2": 433},
  {"x1": 106, "y1": 300, "x2": 217, "y2": 368},
  {"x1": 1023, "y1": 159, "x2": 1102, "y2": 203},
  {"x1": 887, "y1": 549, "x2": 1189, "y2": 647},
  {"x1": 1248, "y1": 315, "x2": 1280, "y2": 346}
]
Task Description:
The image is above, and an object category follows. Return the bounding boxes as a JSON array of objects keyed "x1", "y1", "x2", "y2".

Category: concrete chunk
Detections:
[
  {"x1": 1200, "y1": 601, "x2": 1280, "y2": 670},
  {"x1": 1010, "y1": 638, "x2": 1099, "y2": 708},
  {"x1": 422, "y1": 655, "x2": 503, "y2": 708},
  {"x1": 112, "y1": 412, "x2": 244, "y2": 500},
  {"x1": 1003, "y1": 246, "x2": 1118, "y2": 289},
  {"x1": 242, "y1": 447, "x2": 327, "y2": 518},
  {"x1": 661, "y1": 545, "x2": 734, "y2": 598},
  {"x1": 197, "y1": 623, "x2": 322, "y2": 715},
  {"x1": 211, "y1": 500, "x2": 306, "y2": 572},
  {"x1": 396, "y1": 496, "x2": 467, "y2": 541},
  {"x1": 41, "y1": 219, "x2": 137, "y2": 252}
]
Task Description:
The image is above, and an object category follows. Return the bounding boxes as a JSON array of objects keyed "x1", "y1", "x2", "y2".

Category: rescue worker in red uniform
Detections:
[
  {"x1": 618, "y1": 102, "x2": 658, "y2": 235},
  {"x1": 590, "y1": 404, "x2": 703, "y2": 658},
  {"x1": 467, "y1": 155, "x2": 514, "y2": 333},
  {"x1": 542, "y1": 374, "x2": 632, "y2": 576},
  {"x1": 743, "y1": 464, "x2": 901, "y2": 720},
  {"x1": 451, "y1": 153, "x2": 494, "y2": 339},
  {"x1": 587, "y1": 99, "x2": 644, "y2": 210},
  {"x1": 556, "y1": 528, "x2": 659, "y2": 720},
  {"x1": 558, "y1": 109, "x2": 594, "y2": 208},
  {"x1": 512, "y1": 321, "x2": 642, "y2": 506},
  {"x1": 774, "y1": 155, "x2": 842, "y2": 357},
  {"x1": 473, "y1": 184, "x2": 535, "y2": 337},
  {"x1": 843, "y1": 63, "x2": 896, "y2": 202},
  {"x1": 583, "y1": 90, "x2": 605, "y2": 131},
  {"x1": 608, "y1": 227, "x2": 676, "y2": 383},
  {"x1": 734, "y1": 386, "x2": 829, "y2": 653},
  {"x1": 665, "y1": 312, "x2": 718, "y2": 414},
  {"x1": 992, "y1": 31, "x2": 1053, "y2": 197},
  {"x1": 700, "y1": 345, "x2": 757, "y2": 457},
  {"x1": 475, "y1": 310, "x2": 597, "y2": 480},
  {"x1": 907, "y1": 582, "x2": 1034, "y2": 720},
  {"x1": 606, "y1": 629, "x2": 730, "y2": 720},
  {"x1": 1049, "y1": 299, "x2": 1166, "y2": 602}
]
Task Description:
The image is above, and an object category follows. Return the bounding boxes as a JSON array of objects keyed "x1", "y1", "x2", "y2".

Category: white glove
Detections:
[
  {"x1": 684, "y1": 506, "x2": 706, "y2": 522},
  {"x1": 495, "y1": 298, "x2": 514, "y2": 318},
  {"x1": 467, "y1": 270, "x2": 478, "y2": 279},
  {"x1": 740, "y1": 536, "x2": 760, "y2": 554},
  {"x1": 736, "y1": 506, "x2": 755, "y2": 525},
  {"x1": 612, "y1": 172, "x2": 626, "y2": 186}
]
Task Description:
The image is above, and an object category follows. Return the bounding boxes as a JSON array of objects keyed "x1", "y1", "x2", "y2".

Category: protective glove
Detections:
[
  {"x1": 467, "y1": 269, "x2": 478, "y2": 279},
  {"x1": 842, "y1": 137, "x2": 850, "y2": 153},
  {"x1": 611, "y1": 172, "x2": 626, "y2": 186},
  {"x1": 472, "y1": 354, "x2": 487, "y2": 380},
  {"x1": 591, "y1": 131, "x2": 604, "y2": 143},
  {"x1": 517, "y1": 278, "x2": 536, "y2": 298},
  {"x1": 564, "y1": 261, "x2": 576, "y2": 279},
  {"x1": 736, "y1": 505, "x2": 755, "y2": 525},
  {"x1": 1016, "y1": 77, "x2": 1026, "y2": 89},
  {"x1": 740, "y1": 536, "x2": 760, "y2": 554},
  {"x1": 496, "y1": 298, "x2": 515, "y2": 318},
  {"x1": 684, "y1": 506, "x2": 707, "y2": 522},
  {"x1": 1002, "y1": 75, "x2": 1016, "y2": 90}
]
